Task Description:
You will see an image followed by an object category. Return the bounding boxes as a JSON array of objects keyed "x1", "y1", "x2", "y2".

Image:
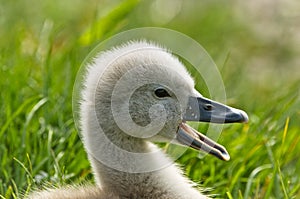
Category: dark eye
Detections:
[{"x1": 154, "y1": 88, "x2": 171, "y2": 98}]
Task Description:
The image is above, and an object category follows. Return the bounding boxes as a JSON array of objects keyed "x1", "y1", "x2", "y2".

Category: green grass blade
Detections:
[
  {"x1": 79, "y1": 0, "x2": 140, "y2": 45},
  {"x1": 244, "y1": 164, "x2": 272, "y2": 198},
  {"x1": 0, "y1": 96, "x2": 39, "y2": 137}
]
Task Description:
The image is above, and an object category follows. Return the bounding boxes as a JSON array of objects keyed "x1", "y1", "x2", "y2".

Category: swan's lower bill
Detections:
[{"x1": 177, "y1": 122, "x2": 230, "y2": 161}]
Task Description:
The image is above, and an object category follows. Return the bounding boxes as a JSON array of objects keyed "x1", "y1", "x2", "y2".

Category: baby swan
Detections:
[{"x1": 29, "y1": 41, "x2": 248, "y2": 199}]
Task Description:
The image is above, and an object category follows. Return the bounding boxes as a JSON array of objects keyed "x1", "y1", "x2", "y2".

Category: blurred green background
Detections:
[{"x1": 0, "y1": 0, "x2": 299, "y2": 198}]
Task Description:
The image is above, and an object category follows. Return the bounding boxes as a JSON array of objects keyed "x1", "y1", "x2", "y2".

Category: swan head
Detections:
[{"x1": 81, "y1": 41, "x2": 248, "y2": 161}]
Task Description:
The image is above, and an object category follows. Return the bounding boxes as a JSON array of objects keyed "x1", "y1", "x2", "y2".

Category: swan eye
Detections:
[{"x1": 154, "y1": 88, "x2": 171, "y2": 98}]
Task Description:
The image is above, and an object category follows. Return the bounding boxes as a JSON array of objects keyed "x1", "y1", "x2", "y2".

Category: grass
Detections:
[{"x1": 1, "y1": 0, "x2": 299, "y2": 198}]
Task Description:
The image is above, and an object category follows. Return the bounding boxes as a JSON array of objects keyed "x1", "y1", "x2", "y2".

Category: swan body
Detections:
[{"x1": 29, "y1": 41, "x2": 248, "y2": 199}]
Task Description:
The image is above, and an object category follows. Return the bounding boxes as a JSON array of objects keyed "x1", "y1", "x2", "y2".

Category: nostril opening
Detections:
[{"x1": 204, "y1": 104, "x2": 214, "y2": 111}]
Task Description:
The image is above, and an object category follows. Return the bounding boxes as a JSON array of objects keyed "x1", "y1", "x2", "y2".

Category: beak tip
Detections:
[
  {"x1": 240, "y1": 110, "x2": 249, "y2": 123},
  {"x1": 223, "y1": 154, "x2": 230, "y2": 161}
]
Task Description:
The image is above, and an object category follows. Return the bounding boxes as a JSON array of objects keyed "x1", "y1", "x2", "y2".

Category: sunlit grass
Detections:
[{"x1": 1, "y1": 1, "x2": 299, "y2": 198}]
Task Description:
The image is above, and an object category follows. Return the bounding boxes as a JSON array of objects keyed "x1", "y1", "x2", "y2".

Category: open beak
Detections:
[{"x1": 176, "y1": 96, "x2": 248, "y2": 161}]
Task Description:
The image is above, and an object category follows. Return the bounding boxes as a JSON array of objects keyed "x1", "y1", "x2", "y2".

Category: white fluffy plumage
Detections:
[{"x1": 28, "y1": 41, "x2": 210, "y2": 199}]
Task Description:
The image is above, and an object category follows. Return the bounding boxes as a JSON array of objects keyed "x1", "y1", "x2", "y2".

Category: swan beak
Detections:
[
  {"x1": 176, "y1": 96, "x2": 248, "y2": 161},
  {"x1": 183, "y1": 96, "x2": 248, "y2": 123}
]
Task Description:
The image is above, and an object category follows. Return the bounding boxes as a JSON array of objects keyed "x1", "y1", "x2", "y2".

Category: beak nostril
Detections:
[{"x1": 204, "y1": 104, "x2": 214, "y2": 111}]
